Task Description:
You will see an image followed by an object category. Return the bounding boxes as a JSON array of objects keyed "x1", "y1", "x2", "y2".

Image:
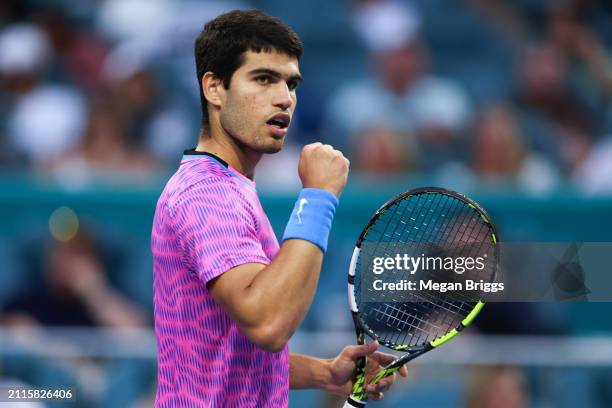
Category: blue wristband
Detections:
[{"x1": 282, "y1": 188, "x2": 339, "y2": 252}]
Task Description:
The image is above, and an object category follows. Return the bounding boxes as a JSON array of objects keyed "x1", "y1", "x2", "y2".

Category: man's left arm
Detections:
[{"x1": 289, "y1": 342, "x2": 409, "y2": 401}]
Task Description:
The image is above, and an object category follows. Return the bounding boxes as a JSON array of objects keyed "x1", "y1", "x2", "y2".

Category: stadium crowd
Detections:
[{"x1": 0, "y1": 0, "x2": 611, "y2": 193}]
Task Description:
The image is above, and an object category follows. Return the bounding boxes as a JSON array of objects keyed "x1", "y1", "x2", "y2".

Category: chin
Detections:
[
  {"x1": 261, "y1": 144, "x2": 283, "y2": 154},
  {"x1": 258, "y1": 138, "x2": 284, "y2": 154}
]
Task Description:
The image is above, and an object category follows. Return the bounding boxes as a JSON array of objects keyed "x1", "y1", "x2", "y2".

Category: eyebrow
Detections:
[{"x1": 248, "y1": 68, "x2": 302, "y2": 84}]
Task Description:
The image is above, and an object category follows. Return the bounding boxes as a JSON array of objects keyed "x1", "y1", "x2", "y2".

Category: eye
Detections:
[
  {"x1": 287, "y1": 79, "x2": 300, "y2": 91},
  {"x1": 255, "y1": 75, "x2": 271, "y2": 85}
]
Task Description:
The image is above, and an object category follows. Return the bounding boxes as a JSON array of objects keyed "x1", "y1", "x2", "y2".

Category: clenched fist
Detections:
[{"x1": 298, "y1": 143, "x2": 349, "y2": 198}]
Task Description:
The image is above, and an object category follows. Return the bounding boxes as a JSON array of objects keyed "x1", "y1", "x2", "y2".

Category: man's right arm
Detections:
[
  {"x1": 207, "y1": 239, "x2": 322, "y2": 352},
  {"x1": 207, "y1": 143, "x2": 349, "y2": 352}
]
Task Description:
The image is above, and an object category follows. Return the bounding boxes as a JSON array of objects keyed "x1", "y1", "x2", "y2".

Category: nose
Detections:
[{"x1": 273, "y1": 82, "x2": 293, "y2": 110}]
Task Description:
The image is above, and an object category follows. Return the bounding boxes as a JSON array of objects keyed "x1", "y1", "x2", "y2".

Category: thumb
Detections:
[{"x1": 342, "y1": 341, "x2": 379, "y2": 360}]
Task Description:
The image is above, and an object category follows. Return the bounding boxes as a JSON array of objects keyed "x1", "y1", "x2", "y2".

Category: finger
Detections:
[
  {"x1": 341, "y1": 341, "x2": 379, "y2": 360},
  {"x1": 303, "y1": 142, "x2": 318, "y2": 151},
  {"x1": 366, "y1": 368, "x2": 396, "y2": 386},
  {"x1": 372, "y1": 379, "x2": 392, "y2": 392},
  {"x1": 368, "y1": 351, "x2": 399, "y2": 366},
  {"x1": 366, "y1": 378, "x2": 391, "y2": 392},
  {"x1": 367, "y1": 391, "x2": 384, "y2": 401},
  {"x1": 367, "y1": 353, "x2": 409, "y2": 379}
]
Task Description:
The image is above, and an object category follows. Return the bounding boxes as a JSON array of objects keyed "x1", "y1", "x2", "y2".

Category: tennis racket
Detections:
[{"x1": 343, "y1": 187, "x2": 499, "y2": 407}]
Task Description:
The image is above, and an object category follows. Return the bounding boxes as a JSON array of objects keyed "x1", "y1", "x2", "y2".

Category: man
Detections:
[{"x1": 151, "y1": 10, "x2": 407, "y2": 407}]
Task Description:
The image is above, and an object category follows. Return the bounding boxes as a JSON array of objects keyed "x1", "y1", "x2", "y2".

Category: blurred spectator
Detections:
[
  {"x1": 466, "y1": 0, "x2": 529, "y2": 47},
  {"x1": 102, "y1": 42, "x2": 193, "y2": 166},
  {"x1": 470, "y1": 104, "x2": 560, "y2": 192},
  {"x1": 36, "y1": 6, "x2": 109, "y2": 91},
  {"x1": 326, "y1": 0, "x2": 472, "y2": 174},
  {"x1": 573, "y1": 135, "x2": 612, "y2": 194},
  {"x1": 466, "y1": 366, "x2": 527, "y2": 408},
  {"x1": 0, "y1": 226, "x2": 150, "y2": 407},
  {"x1": 1, "y1": 228, "x2": 146, "y2": 328},
  {"x1": 448, "y1": 0, "x2": 612, "y2": 191},
  {"x1": 513, "y1": 42, "x2": 594, "y2": 176},
  {"x1": 0, "y1": 23, "x2": 86, "y2": 169},
  {"x1": 548, "y1": 1, "x2": 612, "y2": 105},
  {"x1": 48, "y1": 95, "x2": 160, "y2": 187}
]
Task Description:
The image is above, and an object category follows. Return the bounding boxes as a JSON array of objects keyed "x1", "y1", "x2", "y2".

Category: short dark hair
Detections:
[{"x1": 194, "y1": 10, "x2": 303, "y2": 130}]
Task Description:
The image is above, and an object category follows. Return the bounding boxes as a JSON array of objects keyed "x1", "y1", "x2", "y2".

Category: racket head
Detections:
[{"x1": 348, "y1": 187, "x2": 499, "y2": 354}]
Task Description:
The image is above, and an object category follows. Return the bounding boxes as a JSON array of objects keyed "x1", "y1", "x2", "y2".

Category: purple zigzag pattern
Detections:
[{"x1": 152, "y1": 157, "x2": 288, "y2": 407}]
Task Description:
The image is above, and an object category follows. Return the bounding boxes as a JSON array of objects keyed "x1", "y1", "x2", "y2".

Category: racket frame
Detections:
[{"x1": 344, "y1": 187, "x2": 499, "y2": 407}]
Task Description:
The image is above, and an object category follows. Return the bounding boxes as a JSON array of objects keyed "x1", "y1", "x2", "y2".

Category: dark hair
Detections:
[{"x1": 194, "y1": 10, "x2": 303, "y2": 130}]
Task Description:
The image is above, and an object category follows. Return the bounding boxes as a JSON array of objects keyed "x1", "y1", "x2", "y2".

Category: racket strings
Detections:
[
  {"x1": 364, "y1": 300, "x2": 473, "y2": 346},
  {"x1": 355, "y1": 192, "x2": 497, "y2": 348}
]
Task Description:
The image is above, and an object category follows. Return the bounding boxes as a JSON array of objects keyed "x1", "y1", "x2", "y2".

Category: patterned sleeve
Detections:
[{"x1": 172, "y1": 179, "x2": 270, "y2": 284}]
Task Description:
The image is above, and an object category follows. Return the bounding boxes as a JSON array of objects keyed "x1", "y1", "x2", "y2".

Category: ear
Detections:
[{"x1": 201, "y1": 72, "x2": 224, "y2": 109}]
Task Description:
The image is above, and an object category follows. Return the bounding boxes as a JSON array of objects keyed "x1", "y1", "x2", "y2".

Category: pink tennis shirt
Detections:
[{"x1": 151, "y1": 150, "x2": 288, "y2": 407}]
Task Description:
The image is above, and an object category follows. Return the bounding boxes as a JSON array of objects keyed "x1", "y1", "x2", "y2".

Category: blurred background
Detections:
[{"x1": 1, "y1": 0, "x2": 612, "y2": 407}]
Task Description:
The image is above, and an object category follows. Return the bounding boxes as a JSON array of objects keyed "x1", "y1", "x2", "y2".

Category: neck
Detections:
[{"x1": 195, "y1": 122, "x2": 261, "y2": 179}]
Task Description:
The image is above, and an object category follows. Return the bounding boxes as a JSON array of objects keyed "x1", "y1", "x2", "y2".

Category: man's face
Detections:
[{"x1": 218, "y1": 50, "x2": 301, "y2": 154}]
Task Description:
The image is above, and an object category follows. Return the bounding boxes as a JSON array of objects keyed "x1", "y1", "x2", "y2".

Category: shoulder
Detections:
[
  {"x1": 326, "y1": 79, "x2": 390, "y2": 134},
  {"x1": 329, "y1": 79, "x2": 383, "y2": 109},
  {"x1": 169, "y1": 162, "x2": 252, "y2": 215},
  {"x1": 409, "y1": 76, "x2": 473, "y2": 129},
  {"x1": 413, "y1": 76, "x2": 469, "y2": 100}
]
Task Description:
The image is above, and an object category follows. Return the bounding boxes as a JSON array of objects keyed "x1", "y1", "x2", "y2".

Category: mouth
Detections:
[
  {"x1": 266, "y1": 113, "x2": 290, "y2": 138},
  {"x1": 266, "y1": 113, "x2": 290, "y2": 130}
]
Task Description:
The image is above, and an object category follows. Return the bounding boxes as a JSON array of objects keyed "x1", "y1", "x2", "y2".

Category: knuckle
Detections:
[
  {"x1": 304, "y1": 143, "x2": 319, "y2": 152},
  {"x1": 370, "y1": 392, "x2": 382, "y2": 400}
]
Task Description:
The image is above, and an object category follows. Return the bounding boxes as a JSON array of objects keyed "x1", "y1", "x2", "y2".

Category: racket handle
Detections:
[
  {"x1": 371, "y1": 365, "x2": 401, "y2": 384},
  {"x1": 342, "y1": 396, "x2": 367, "y2": 407}
]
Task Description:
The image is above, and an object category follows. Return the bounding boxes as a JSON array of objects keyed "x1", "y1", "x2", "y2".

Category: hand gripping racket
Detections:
[{"x1": 343, "y1": 187, "x2": 499, "y2": 407}]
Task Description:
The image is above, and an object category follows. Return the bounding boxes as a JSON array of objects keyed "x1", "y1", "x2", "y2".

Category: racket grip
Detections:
[
  {"x1": 342, "y1": 397, "x2": 367, "y2": 407},
  {"x1": 371, "y1": 365, "x2": 400, "y2": 384}
]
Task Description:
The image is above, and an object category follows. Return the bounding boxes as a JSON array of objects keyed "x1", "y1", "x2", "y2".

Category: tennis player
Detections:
[{"x1": 151, "y1": 10, "x2": 408, "y2": 407}]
